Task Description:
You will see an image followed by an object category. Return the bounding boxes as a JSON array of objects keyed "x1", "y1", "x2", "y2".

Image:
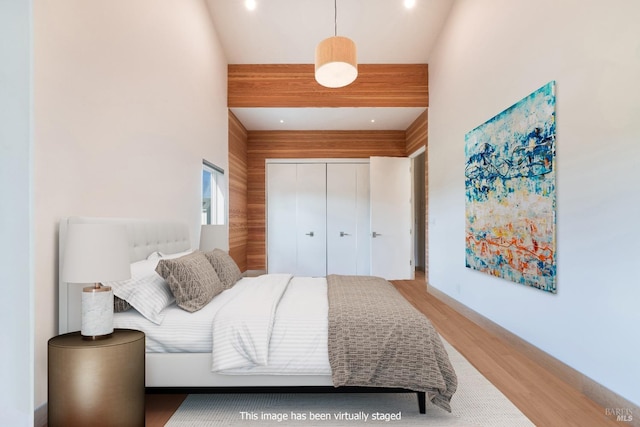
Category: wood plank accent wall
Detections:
[
  {"x1": 246, "y1": 130, "x2": 407, "y2": 270},
  {"x1": 228, "y1": 64, "x2": 428, "y2": 108},
  {"x1": 405, "y1": 109, "x2": 428, "y2": 156},
  {"x1": 228, "y1": 111, "x2": 248, "y2": 272},
  {"x1": 404, "y1": 109, "x2": 429, "y2": 279}
]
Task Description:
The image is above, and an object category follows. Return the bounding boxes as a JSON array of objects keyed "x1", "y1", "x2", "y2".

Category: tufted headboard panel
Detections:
[{"x1": 58, "y1": 216, "x2": 191, "y2": 333}]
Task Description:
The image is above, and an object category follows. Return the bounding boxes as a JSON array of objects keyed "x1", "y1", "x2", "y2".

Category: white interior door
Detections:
[
  {"x1": 370, "y1": 157, "x2": 413, "y2": 280},
  {"x1": 295, "y1": 163, "x2": 327, "y2": 276},
  {"x1": 327, "y1": 164, "x2": 360, "y2": 274},
  {"x1": 355, "y1": 163, "x2": 371, "y2": 275},
  {"x1": 267, "y1": 163, "x2": 297, "y2": 274}
]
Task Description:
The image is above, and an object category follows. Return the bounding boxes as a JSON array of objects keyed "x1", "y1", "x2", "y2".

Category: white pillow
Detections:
[
  {"x1": 104, "y1": 257, "x2": 175, "y2": 325},
  {"x1": 159, "y1": 249, "x2": 194, "y2": 259},
  {"x1": 146, "y1": 251, "x2": 163, "y2": 261}
]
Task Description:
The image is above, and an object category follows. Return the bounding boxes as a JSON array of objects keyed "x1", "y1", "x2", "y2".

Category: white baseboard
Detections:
[{"x1": 428, "y1": 285, "x2": 639, "y2": 426}]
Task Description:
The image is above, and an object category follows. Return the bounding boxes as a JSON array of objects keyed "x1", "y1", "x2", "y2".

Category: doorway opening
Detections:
[{"x1": 413, "y1": 151, "x2": 426, "y2": 273}]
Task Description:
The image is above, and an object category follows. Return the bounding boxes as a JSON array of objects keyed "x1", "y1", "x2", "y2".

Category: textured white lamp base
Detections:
[{"x1": 81, "y1": 285, "x2": 114, "y2": 339}]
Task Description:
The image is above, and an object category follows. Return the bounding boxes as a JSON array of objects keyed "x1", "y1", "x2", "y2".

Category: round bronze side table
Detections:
[{"x1": 48, "y1": 328, "x2": 145, "y2": 427}]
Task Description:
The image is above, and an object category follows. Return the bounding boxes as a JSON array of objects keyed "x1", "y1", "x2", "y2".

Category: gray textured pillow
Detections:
[
  {"x1": 113, "y1": 295, "x2": 131, "y2": 312},
  {"x1": 204, "y1": 249, "x2": 242, "y2": 290},
  {"x1": 155, "y1": 251, "x2": 224, "y2": 312}
]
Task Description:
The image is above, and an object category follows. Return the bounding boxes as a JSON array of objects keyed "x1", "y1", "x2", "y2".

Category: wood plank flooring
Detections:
[
  {"x1": 393, "y1": 273, "x2": 620, "y2": 427},
  {"x1": 144, "y1": 273, "x2": 620, "y2": 426}
]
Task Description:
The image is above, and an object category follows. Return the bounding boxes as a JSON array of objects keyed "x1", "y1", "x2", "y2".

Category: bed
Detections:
[{"x1": 58, "y1": 216, "x2": 457, "y2": 413}]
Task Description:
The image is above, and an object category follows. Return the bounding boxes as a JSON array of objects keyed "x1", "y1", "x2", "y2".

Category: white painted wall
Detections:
[
  {"x1": 0, "y1": 1, "x2": 33, "y2": 425},
  {"x1": 428, "y1": 0, "x2": 640, "y2": 406},
  {"x1": 33, "y1": 0, "x2": 228, "y2": 409}
]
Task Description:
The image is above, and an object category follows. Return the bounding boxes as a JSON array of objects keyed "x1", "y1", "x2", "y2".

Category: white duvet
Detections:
[
  {"x1": 113, "y1": 274, "x2": 331, "y2": 375},
  {"x1": 212, "y1": 274, "x2": 329, "y2": 375}
]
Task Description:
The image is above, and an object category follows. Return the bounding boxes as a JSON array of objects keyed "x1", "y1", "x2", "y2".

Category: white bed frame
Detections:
[{"x1": 59, "y1": 216, "x2": 332, "y2": 388}]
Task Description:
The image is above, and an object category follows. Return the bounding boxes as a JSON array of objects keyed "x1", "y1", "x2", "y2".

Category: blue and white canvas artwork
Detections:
[{"x1": 465, "y1": 81, "x2": 557, "y2": 293}]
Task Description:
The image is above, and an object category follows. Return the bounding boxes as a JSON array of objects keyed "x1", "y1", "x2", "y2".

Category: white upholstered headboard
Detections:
[{"x1": 58, "y1": 216, "x2": 191, "y2": 334}]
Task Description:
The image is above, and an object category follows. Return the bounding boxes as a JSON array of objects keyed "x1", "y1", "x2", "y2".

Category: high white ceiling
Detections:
[{"x1": 206, "y1": 0, "x2": 454, "y2": 130}]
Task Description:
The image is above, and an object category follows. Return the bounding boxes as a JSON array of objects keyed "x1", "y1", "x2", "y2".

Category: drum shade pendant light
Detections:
[{"x1": 315, "y1": 0, "x2": 357, "y2": 88}]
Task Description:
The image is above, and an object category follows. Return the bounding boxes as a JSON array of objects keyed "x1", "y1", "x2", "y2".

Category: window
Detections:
[{"x1": 202, "y1": 160, "x2": 225, "y2": 225}]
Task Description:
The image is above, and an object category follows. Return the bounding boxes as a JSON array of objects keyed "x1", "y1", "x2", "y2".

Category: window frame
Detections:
[{"x1": 202, "y1": 160, "x2": 226, "y2": 225}]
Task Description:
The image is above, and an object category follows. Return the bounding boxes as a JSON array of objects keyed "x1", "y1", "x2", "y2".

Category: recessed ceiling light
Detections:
[
  {"x1": 404, "y1": 0, "x2": 416, "y2": 9},
  {"x1": 245, "y1": 0, "x2": 257, "y2": 11},
  {"x1": 279, "y1": 119, "x2": 284, "y2": 124},
  {"x1": 371, "y1": 119, "x2": 376, "y2": 123}
]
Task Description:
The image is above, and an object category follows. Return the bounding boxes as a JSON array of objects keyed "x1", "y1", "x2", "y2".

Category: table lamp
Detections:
[
  {"x1": 62, "y1": 223, "x2": 131, "y2": 340},
  {"x1": 199, "y1": 224, "x2": 228, "y2": 252}
]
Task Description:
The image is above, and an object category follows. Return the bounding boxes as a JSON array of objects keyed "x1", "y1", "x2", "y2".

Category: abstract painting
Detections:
[{"x1": 465, "y1": 81, "x2": 557, "y2": 293}]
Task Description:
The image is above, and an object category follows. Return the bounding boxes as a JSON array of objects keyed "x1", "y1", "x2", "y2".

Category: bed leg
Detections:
[{"x1": 417, "y1": 391, "x2": 426, "y2": 414}]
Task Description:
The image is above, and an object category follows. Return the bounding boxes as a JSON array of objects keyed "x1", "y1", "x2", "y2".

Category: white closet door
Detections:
[
  {"x1": 370, "y1": 157, "x2": 413, "y2": 280},
  {"x1": 268, "y1": 163, "x2": 327, "y2": 276},
  {"x1": 327, "y1": 163, "x2": 370, "y2": 275},
  {"x1": 295, "y1": 163, "x2": 327, "y2": 277},
  {"x1": 267, "y1": 163, "x2": 297, "y2": 274},
  {"x1": 327, "y1": 164, "x2": 358, "y2": 275},
  {"x1": 355, "y1": 163, "x2": 371, "y2": 275}
]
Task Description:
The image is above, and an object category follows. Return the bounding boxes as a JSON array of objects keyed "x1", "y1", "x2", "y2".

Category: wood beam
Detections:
[{"x1": 228, "y1": 64, "x2": 428, "y2": 108}]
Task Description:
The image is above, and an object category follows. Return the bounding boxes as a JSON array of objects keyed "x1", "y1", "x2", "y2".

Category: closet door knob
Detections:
[
  {"x1": 339, "y1": 231, "x2": 351, "y2": 237},
  {"x1": 372, "y1": 231, "x2": 381, "y2": 238},
  {"x1": 305, "y1": 231, "x2": 314, "y2": 237}
]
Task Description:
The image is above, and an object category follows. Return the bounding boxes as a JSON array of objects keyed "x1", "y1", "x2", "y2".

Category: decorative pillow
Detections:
[
  {"x1": 155, "y1": 251, "x2": 224, "y2": 312},
  {"x1": 103, "y1": 258, "x2": 175, "y2": 324},
  {"x1": 113, "y1": 296, "x2": 131, "y2": 312},
  {"x1": 203, "y1": 249, "x2": 242, "y2": 290}
]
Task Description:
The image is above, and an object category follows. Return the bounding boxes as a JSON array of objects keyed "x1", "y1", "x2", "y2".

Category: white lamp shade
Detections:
[
  {"x1": 62, "y1": 223, "x2": 131, "y2": 283},
  {"x1": 315, "y1": 36, "x2": 358, "y2": 88},
  {"x1": 199, "y1": 224, "x2": 228, "y2": 252}
]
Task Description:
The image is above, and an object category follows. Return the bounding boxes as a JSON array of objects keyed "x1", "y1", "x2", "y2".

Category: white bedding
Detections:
[
  {"x1": 113, "y1": 274, "x2": 330, "y2": 376},
  {"x1": 212, "y1": 273, "x2": 292, "y2": 371}
]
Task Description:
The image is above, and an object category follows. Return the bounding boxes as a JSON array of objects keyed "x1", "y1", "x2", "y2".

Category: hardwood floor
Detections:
[
  {"x1": 144, "y1": 273, "x2": 621, "y2": 426},
  {"x1": 395, "y1": 273, "x2": 623, "y2": 427},
  {"x1": 144, "y1": 394, "x2": 187, "y2": 427}
]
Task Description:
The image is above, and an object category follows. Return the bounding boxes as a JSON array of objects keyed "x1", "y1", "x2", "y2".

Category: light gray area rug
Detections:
[{"x1": 165, "y1": 340, "x2": 534, "y2": 426}]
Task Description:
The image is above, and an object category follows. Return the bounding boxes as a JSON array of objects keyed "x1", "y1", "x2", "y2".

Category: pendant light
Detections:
[{"x1": 315, "y1": 0, "x2": 357, "y2": 88}]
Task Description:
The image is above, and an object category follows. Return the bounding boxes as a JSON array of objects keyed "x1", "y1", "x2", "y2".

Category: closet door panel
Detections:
[
  {"x1": 295, "y1": 163, "x2": 327, "y2": 277},
  {"x1": 327, "y1": 164, "x2": 358, "y2": 275},
  {"x1": 268, "y1": 161, "x2": 373, "y2": 277},
  {"x1": 370, "y1": 156, "x2": 413, "y2": 280},
  {"x1": 267, "y1": 163, "x2": 298, "y2": 274},
  {"x1": 355, "y1": 163, "x2": 371, "y2": 275}
]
